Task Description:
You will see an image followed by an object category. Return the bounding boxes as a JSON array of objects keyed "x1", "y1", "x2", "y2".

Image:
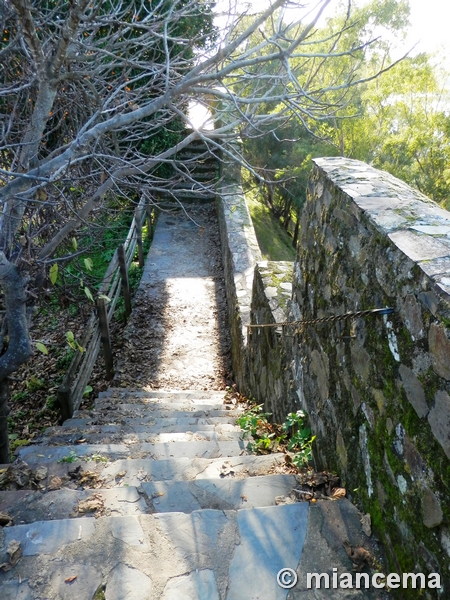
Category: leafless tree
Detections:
[{"x1": 0, "y1": 0, "x2": 403, "y2": 460}]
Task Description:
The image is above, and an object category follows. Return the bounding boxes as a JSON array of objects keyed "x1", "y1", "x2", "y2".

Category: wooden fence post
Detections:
[
  {"x1": 118, "y1": 243, "x2": 132, "y2": 320},
  {"x1": 57, "y1": 384, "x2": 73, "y2": 421},
  {"x1": 97, "y1": 297, "x2": 114, "y2": 380},
  {"x1": 135, "y1": 207, "x2": 144, "y2": 268},
  {"x1": 146, "y1": 206, "x2": 153, "y2": 241}
]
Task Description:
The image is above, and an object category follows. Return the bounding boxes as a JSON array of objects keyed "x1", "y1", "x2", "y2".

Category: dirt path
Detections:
[{"x1": 114, "y1": 204, "x2": 232, "y2": 391}]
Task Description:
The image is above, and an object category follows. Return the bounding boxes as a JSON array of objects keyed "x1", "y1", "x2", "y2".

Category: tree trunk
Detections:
[
  {"x1": 0, "y1": 381, "x2": 10, "y2": 464},
  {"x1": 0, "y1": 254, "x2": 32, "y2": 463},
  {"x1": 292, "y1": 217, "x2": 300, "y2": 248},
  {"x1": 283, "y1": 198, "x2": 292, "y2": 231}
]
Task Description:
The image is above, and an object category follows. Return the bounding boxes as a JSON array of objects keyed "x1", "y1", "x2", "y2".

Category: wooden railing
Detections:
[{"x1": 57, "y1": 197, "x2": 154, "y2": 419}]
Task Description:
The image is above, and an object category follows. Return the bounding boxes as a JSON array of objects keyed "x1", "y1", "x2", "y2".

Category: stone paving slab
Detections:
[
  {"x1": 288, "y1": 500, "x2": 383, "y2": 599},
  {"x1": 143, "y1": 473, "x2": 298, "y2": 512},
  {"x1": 227, "y1": 503, "x2": 309, "y2": 599}
]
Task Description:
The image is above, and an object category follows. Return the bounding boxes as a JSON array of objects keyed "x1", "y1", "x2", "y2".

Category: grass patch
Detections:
[{"x1": 246, "y1": 195, "x2": 296, "y2": 261}]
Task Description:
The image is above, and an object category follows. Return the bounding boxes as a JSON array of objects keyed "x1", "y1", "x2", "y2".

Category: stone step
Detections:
[
  {"x1": 144, "y1": 473, "x2": 298, "y2": 513},
  {"x1": 59, "y1": 416, "x2": 240, "y2": 433},
  {"x1": 0, "y1": 505, "x2": 308, "y2": 599},
  {"x1": 32, "y1": 428, "x2": 245, "y2": 447},
  {"x1": 4, "y1": 454, "x2": 285, "y2": 490},
  {"x1": 86, "y1": 403, "x2": 243, "y2": 419},
  {"x1": 158, "y1": 194, "x2": 216, "y2": 210},
  {"x1": 97, "y1": 388, "x2": 229, "y2": 404},
  {"x1": 0, "y1": 487, "x2": 148, "y2": 524},
  {"x1": 0, "y1": 474, "x2": 297, "y2": 524},
  {"x1": 0, "y1": 501, "x2": 379, "y2": 599},
  {"x1": 16, "y1": 440, "x2": 246, "y2": 465}
]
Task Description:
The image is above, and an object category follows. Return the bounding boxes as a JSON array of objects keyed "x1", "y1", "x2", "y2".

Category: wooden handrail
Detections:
[{"x1": 57, "y1": 197, "x2": 153, "y2": 418}]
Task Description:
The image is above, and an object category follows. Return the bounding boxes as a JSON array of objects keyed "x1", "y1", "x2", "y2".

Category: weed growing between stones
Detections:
[{"x1": 236, "y1": 403, "x2": 315, "y2": 467}]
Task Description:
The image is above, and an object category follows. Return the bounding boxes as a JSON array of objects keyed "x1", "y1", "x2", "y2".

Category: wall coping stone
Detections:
[{"x1": 314, "y1": 157, "x2": 450, "y2": 303}]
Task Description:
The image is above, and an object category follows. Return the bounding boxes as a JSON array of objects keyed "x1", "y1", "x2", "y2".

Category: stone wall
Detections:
[
  {"x1": 288, "y1": 157, "x2": 450, "y2": 598},
  {"x1": 216, "y1": 175, "x2": 261, "y2": 391},
  {"x1": 218, "y1": 155, "x2": 450, "y2": 597},
  {"x1": 246, "y1": 261, "x2": 294, "y2": 423}
]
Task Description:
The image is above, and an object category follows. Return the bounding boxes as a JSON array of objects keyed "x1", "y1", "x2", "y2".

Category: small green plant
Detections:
[
  {"x1": 26, "y1": 376, "x2": 45, "y2": 391},
  {"x1": 237, "y1": 404, "x2": 315, "y2": 465},
  {"x1": 9, "y1": 436, "x2": 31, "y2": 453},
  {"x1": 92, "y1": 585, "x2": 106, "y2": 600},
  {"x1": 58, "y1": 450, "x2": 79, "y2": 463},
  {"x1": 282, "y1": 411, "x2": 316, "y2": 466},
  {"x1": 86, "y1": 453, "x2": 108, "y2": 463},
  {"x1": 236, "y1": 404, "x2": 269, "y2": 437},
  {"x1": 45, "y1": 395, "x2": 58, "y2": 410},
  {"x1": 66, "y1": 331, "x2": 85, "y2": 353},
  {"x1": 56, "y1": 349, "x2": 75, "y2": 371},
  {"x1": 11, "y1": 391, "x2": 29, "y2": 402},
  {"x1": 237, "y1": 404, "x2": 286, "y2": 453}
]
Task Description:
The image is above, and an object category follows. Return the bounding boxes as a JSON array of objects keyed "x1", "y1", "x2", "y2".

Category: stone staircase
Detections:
[
  {"x1": 0, "y1": 388, "x2": 382, "y2": 600},
  {"x1": 157, "y1": 139, "x2": 219, "y2": 205},
  {"x1": 0, "y1": 205, "x2": 384, "y2": 599}
]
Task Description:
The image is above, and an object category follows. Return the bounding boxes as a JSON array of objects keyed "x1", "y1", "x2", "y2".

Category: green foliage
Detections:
[
  {"x1": 282, "y1": 411, "x2": 316, "y2": 465},
  {"x1": 58, "y1": 450, "x2": 79, "y2": 464},
  {"x1": 87, "y1": 453, "x2": 108, "y2": 463},
  {"x1": 66, "y1": 331, "x2": 84, "y2": 353},
  {"x1": 237, "y1": 404, "x2": 271, "y2": 437},
  {"x1": 49, "y1": 264, "x2": 58, "y2": 285},
  {"x1": 35, "y1": 342, "x2": 49, "y2": 355},
  {"x1": 55, "y1": 349, "x2": 75, "y2": 371},
  {"x1": 237, "y1": 403, "x2": 315, "y2": 464},
  {"x1": 45, "y1": 395, "x2": 57, "y2": 410},
  {"x1": 26, "y1": 376, "x2": 45, "y2": 392},
  {"x1": 9, "y1": 435, "x2": 31, "y2": 453},
  {"x1": 239, "y1": 0, "x2": 450, "y2": 216},
  {"x1": 12, "y1": 391, "x2": 29, "y2": 402},
  {"x1": 245, "y1": 188, "x2": 296, "y2": 260},
  {"x1": 92, "y1": 585, "x2": 106, "y2": 600},
  {"x1": 329, "y1": 52, "x2": 450, "y2": 208},
  {"x1": 237, "y1": 404, "x2": 286, "y2": 453}
]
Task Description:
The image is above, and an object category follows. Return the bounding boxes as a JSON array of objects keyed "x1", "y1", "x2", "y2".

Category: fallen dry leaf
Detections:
[
  {"x1": 330, "y1": 487, "x2": 346, "y2": 499},
  {"x1": 48, "y1": 476, "x2": 62, "y2": 491},
  {"x1": 7, "y1": 540, "x2": 22, "y2": 566},
  {"x1": 77, "y1": 494, "x2": 104, "y2": 514},
  {"x1": 35, "y1": 466, "x2": 48, "y2": 481}
]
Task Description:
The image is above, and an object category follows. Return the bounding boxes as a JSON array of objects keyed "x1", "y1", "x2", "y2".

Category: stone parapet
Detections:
[
  {"x1": 289, "y1": 157, "x2": 450, "y2": 598},
  {"x1": 216, "y1": 180, "x2": 262, "y2": 390}
]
